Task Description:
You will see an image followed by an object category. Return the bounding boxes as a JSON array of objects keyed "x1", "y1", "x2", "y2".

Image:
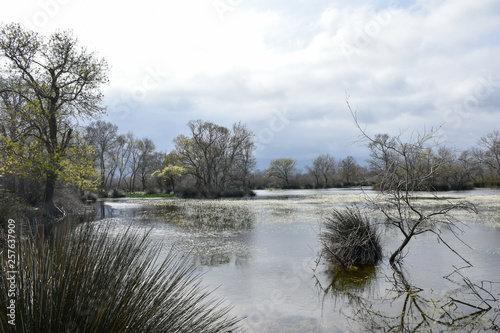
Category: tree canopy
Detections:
[{"x1": 0, "y1": 23, "x2": 109, "y2": 216}]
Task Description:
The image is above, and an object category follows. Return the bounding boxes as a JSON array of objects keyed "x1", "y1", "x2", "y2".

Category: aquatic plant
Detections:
[
  {"x1": 0, "y1": 223, "x2": 241, "y2": 332},
  {"x1": 320, "y1": 207, "x2": 382, "y2": 268}
]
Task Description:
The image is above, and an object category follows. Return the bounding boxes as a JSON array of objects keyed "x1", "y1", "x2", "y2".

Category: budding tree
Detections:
[{"x1": 0, "y1": 23, "x2": 109, "y2": 216}]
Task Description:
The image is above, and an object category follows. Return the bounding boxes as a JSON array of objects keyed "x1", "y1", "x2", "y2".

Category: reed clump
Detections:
[
  {"x1": 321, "y1": 207, "x2": 382, "y2": 268},
  {"x1": 0, "y1": 223, "x2": 241, "y2": 332}
]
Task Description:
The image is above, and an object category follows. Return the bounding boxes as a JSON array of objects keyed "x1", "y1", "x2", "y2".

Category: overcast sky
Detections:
[{"x1": 2, "y1": 0, "x2": 500, "y2": 169}]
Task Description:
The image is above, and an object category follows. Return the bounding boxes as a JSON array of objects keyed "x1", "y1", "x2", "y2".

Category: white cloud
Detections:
[{"x1": 1, "y1": 0, "x2": 499, "y2": 168}]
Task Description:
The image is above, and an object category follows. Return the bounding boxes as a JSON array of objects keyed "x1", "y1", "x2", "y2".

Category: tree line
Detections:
[
  {"x1": 63, "y1": 119, "x2": 500, "y2": 197},
  {"x1": 0, "y1": 23, "x2": 499, "y2": 217}
]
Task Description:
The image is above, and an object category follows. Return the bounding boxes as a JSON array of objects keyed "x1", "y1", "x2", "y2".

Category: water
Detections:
[{"x1": 90, "y1": 188, "x2": 500, "y2": 332}]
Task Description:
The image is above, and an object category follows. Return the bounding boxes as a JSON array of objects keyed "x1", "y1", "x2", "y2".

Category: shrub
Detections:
[
  {"x1": 320, "y1": 207, "x2": 382, "y2": 268},
  {"x1": 109, "y1": 188, "x2": 126, "y2": 198},
  {"x1": 145, "y1": 188, "x2": 157, "y2": 195},
  {"x1": 0, "y1": 223, "x2": 241, "y2": 332},
  {"x1": 177, "y1": 187, "x2": 200, "y2": 199}
]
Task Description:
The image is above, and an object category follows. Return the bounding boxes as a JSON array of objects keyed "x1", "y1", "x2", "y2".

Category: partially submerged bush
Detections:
[
  {"x1": 320, "y1": 207, "x2": 382, "y2": 268},
  {"x1": 0, "y1": 223, "x2": 241, "y2": 332}
]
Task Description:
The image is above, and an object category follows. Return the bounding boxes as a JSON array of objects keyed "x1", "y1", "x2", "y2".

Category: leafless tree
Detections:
[
  {"x1": 137, "y1": 138, "x2": 156, "y2": 190},
  {"x1": 265, "y1": 158, "x2": 297, "y2": 187},
  {"x1": 113, "y1": 132, "x2": 134, "y2": 190},
  {"x1": 473, "y1": 130, "x2": 500, "y2": 181},
  {"x1": 308, "y1": 154, "x2": 336, "y2": 188},
  {"x1": 173, "y1": 120, "x2": 256, "y2": 195},
  {"x1": 338, "y1": 156, "x2": 360, "y2": 186},
  {"x1": 347, "y1": 98, "x2": 477, "y2": 266},
  {"x1": 84, "y1": 120, "x2": 118, "y2": 192}
]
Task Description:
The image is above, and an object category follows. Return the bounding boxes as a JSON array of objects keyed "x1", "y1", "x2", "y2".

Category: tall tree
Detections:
[
  {"x1": 0, "y1": 23, "x2": 108, "y2": 216},
  {"x1": 308, "y1": 154, "x2": 336, "y2": 188},
  {"x1": 113, "y1": 132, "x2": 134, "y2": 190},
  {"x1": 265, "y1": 158, "x2": 297, "y2": 187},
  {"x1": 84, "y1": 120, "x2": 118, "y2": 192},
  {"x1": 473, "y1": 130, "x2": 500, "y2": 182},
  {"x1": 338, "y1": 156, "x2": 360, "y2": 186},
  {"x1": 137, "y1": 138, "x2": 156, "y2": 190},
  {"x1": 173, "y1": 120, "x2": 255, "y2": 195}
]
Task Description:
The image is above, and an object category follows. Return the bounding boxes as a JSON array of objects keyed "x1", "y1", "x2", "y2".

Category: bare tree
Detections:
[
  {"x1": 113, "y1": 132, "x2": 133, "y2": 190},
  {"x1": 265, "y1": 158, "x2": 297, "y2": 187},
  {"x1": 473, "y1": 130, "x2": 500, "y2": 182},
  {"x1": 137, "y1": 138, "x2": 156, "y2": 191},
  {"x1": 173, "y1": 120, "x2": 256, "y2": 195},
  {"x1": 347, "y1": 99, "x2": 477, "y2": 266},
  {"x1": 338, "y1": 156, "x2": 360, "y2": 186},
  {"x1": 226, "y1": 122, "x2": 256, "y2": 188},
  {"x1": 308, "y1": 154, "x2": 336, "y2": 188},
  {"x1": 85, "y1": 120, "x2": 118, "y2": 192}
]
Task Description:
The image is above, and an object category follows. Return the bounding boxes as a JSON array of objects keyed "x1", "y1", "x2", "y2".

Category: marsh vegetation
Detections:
[
  {"x1": 73, "y1": 188, "x2": 500, "y2": 332},
  {"x1": 0, "y1": 222, "x2": 241, "y2": 332}
]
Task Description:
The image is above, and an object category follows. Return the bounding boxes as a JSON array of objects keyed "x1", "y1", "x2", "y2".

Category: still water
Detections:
[{"x1": 92, "y1": 188, "x2": 500, "y2": 332}]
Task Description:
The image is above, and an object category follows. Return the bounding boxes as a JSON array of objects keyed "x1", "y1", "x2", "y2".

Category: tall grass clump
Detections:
[
  {"x1": 320, "y1": 207, "x2": 382, "y2": 268},
  {"x1": 0, "y1": 223, "x2": 241, "y2": 332}
]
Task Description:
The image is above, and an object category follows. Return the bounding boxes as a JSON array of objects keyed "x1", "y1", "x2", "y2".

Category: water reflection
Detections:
[
  {"x1": 155, "y1": 201, "x2": 255, "y2": 231},
  {"x1": 93, "y1": 199, "x2": 256, "y2": 268},
  {"x1": 316, "y1": 265, "x2": 378, "y2": 297},
  {"x1": 316, "y1": 263, "x2": 498, "y2": 332},
  {"x1": 81, "y1": 190, "x2": 500, "y2": 332}
]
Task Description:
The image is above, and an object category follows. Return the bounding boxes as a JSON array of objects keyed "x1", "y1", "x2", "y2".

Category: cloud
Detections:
[{"x1": 2, "y1": 0, "x2": 499, "y2": 168}]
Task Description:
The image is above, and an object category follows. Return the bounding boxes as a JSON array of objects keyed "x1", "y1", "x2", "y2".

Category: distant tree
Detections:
[
  {"x1": 308, "y1": 154, "x2": 336, "y2": 188},
  {"x1": 128, "y1": 136, "x2": 142, "y2": 192},
  {"x1": 84, "y1": 121, "x2": 118, "y2": 193},
  {"x1": 265, "y1": 158, "x2": 297, "y2": 187},
  {"x1": 338, "y1": 156, "x2": 360, "y2": 186},
  {"x1": 0, "y1": 24, "x2": 109, "y2": 216},
  {"x1": 228, "y1": 122, "x2": 256, "y2": 188},
  {"x1": 432, "y1": 147, "x2": 473, "y2": 190},
  {"x1": 113, "y1": 132, "x2": 134, "y2": 190},
  {"x1": 137, "y1": 138, "x2": 156, "y2": 190},
  {"x1": 153, "y1": 165, "x2": 186, "y2": 194},
  {"x1": 473, "y1": 130, "x2": 500, "y2": 183},
  {"x1": 173, "y1": 120, "x2": 255, "y2": 196}
]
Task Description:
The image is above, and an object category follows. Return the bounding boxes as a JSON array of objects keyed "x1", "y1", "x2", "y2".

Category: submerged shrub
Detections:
[
  {"x1": 0, "y1": 223, "x2": 241, "y2": 332},
  {"x1": 320, "y1": 207, "x2": 382, "y2": 268}
]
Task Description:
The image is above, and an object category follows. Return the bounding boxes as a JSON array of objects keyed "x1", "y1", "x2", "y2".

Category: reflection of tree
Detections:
[
  {"x1": 199, "y1": 253, "x2": 231, "y2": 266},
  {"x1": 316, "y1": 264, "x2": 498, "y2": 332},
  {"x1": 159, "y1": 202, "x2": 255, "y2": 231},
  {"x1": 315, "y1": 265, "x2": 377, "y2": 300}
]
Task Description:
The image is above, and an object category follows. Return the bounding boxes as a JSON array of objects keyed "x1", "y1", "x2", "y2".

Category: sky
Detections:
[{"x1": 2, "y1": 0, "x2": 500, "y2": 169}]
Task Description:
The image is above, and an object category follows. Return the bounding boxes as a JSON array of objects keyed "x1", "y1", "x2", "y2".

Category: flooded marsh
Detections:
[{"x1": 93, "y1": 188, "x2": 500, "y2": 332}]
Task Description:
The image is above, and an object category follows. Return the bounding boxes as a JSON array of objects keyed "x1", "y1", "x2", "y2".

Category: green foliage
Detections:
[
  {"x1": 0, "y1": 23, "x2": 109, "y2": 210},
  {"x1": 0, "y1": 223, "x2": 241, "y2": 332},
  {"x1": 321, "y1": 207, "x2": 382, "y2": 268}
]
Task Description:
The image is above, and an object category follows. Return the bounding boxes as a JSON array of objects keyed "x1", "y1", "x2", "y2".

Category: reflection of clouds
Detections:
[
  {"x1": 258, "y1": 316, "x2": 325, "y2": 333},
  {"x1": 88, "y1": 190, "x2": 500, "y2": 330}
]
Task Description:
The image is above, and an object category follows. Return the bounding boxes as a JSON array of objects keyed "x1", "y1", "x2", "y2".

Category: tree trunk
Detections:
[
  {"x1": 43, "y1": 171, "x2": 64, "y2": 218},
  {"x1": 389, "y1": 234, "x2": 412, "y2": 266}
]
